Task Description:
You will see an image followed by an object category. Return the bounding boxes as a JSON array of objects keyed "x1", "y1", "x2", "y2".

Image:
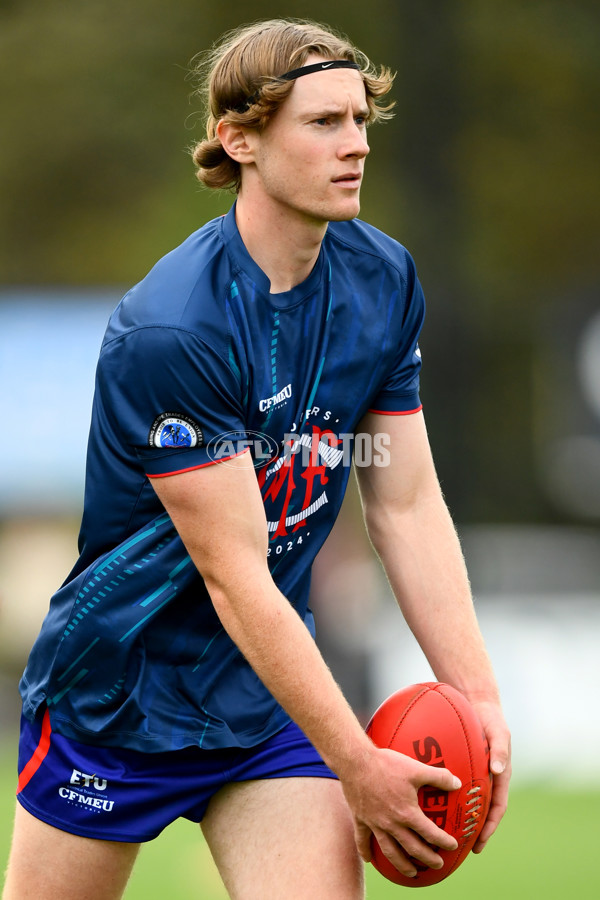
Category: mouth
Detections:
[{"x1": 332, "y1": 173, "x2": 362, "y2": 188}]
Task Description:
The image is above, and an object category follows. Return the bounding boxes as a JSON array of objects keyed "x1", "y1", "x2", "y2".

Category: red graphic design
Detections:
[{"x1": 257, "y1": 425, "x2": 341, "y2": 539}]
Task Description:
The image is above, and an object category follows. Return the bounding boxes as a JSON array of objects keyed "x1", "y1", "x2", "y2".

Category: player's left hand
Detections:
[{"x1": 468, "y1": 699, "x2": 511, "y2": 854}]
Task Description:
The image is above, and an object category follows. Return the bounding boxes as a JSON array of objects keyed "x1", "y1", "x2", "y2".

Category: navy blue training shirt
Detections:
[{"x1": 20, "y1": 204, "x2": 425, "y2": 752}]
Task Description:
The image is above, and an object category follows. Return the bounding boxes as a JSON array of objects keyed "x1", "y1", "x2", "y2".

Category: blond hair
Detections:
[{"x1": 189, "y1": 19, "x2": 395, "y2": 192}]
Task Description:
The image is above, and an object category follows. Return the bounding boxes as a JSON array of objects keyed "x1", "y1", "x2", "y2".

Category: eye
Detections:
[
  {"x1": 355, "y1": 115, "x2": 367, "y2": 128},
  {"x1": 313, "y1": 117, "x2": 331, "y2": 126}
]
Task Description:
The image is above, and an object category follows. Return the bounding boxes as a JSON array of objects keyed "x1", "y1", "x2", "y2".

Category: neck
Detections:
[{"x1": 234, "y1": 191, "x2": 327, "y2": 294}]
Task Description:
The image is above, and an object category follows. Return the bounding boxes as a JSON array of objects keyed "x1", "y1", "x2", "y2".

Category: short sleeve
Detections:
[
  {"x1": 369, "y1": 251, "x2": 425, "y2": 416},
  {"x1": 96, "y1": 326, "x2": 247, "y2": 477}
]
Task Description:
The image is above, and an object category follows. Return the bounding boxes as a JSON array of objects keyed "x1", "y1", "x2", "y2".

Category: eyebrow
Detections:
[{"x1": 304, "y1": 105, "x2": 370, "y2": 119}]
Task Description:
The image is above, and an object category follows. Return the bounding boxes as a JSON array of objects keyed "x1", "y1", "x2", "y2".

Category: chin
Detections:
[
  {"x1": 320, "y1": 197, "x2": 362, "y2": 223},
  {"x1": 327, "y1": 206, "x2": 361, "y2": 223},
  {"x1": 296, "y1": 198, "x2": 361, "y2": 227}
]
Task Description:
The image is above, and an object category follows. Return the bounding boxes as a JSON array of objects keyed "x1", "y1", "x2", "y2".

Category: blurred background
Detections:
[{"x1": 1, "y1": 1, "x2": 599, "y2": 897}]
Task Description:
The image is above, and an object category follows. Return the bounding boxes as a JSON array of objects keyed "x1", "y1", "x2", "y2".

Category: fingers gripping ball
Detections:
[{"x1": 366, "y1": 682, "x2": 492, "y2": 887}]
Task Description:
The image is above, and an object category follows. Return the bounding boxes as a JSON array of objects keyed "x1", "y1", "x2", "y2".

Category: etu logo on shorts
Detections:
[{"x1": 70, "y1": 769, "x2": 108, "y2": 791}]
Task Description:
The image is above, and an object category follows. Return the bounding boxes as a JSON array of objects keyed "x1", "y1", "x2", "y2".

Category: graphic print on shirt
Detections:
[{"x1": 257, "y1": 424, "x2": 346, "y2": 541}]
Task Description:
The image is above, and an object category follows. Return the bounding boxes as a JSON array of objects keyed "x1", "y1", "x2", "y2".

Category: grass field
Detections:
[{"x1": 1, "y1": 740, "x2": 598, "y2": 898}]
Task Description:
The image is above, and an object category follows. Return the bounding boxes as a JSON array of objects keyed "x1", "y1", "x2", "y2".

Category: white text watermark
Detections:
[{"x1": 206, "y1": 431, "x2": 391, "y2": 469}]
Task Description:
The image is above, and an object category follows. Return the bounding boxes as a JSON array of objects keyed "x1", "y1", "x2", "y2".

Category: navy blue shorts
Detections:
[{"x1": 16, "y1": 707, "x2": 337, "y2": 843}]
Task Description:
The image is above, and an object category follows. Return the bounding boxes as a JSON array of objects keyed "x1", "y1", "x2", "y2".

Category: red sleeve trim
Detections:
[
  {"x1": 145, "y1": 449, "x2": 249, "y2": 479},
  {"x1": 367, "y1": 404, "x2": 423, "y2": 416}
]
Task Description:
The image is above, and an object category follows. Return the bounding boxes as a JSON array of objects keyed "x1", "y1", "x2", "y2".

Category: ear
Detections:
[{"x1": 216, "y1": 119, "x2": 257, "y2": 164}]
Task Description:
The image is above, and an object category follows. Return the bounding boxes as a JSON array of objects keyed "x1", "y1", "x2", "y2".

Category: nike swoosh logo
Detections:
[{"x1": 321, "y1": 62, "x2": 334, "y2": 68}]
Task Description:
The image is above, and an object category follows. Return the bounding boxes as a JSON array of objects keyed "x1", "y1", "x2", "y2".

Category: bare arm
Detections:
[
  {"x1": 150, "y1": 450, "x2": 461, "y2": 877},
  {"x1": 355, "y1": 410, "x2": 511, "y2": 852}
]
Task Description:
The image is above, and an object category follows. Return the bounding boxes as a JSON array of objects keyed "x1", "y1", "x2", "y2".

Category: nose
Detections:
[{"x1": 339, "y1": 116, "x2": 370, "y2": 160}]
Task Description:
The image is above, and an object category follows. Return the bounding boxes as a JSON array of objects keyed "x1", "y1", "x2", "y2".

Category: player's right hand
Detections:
[{"x1": 340, "y1": 746, "x2": 461, "y2": 878}]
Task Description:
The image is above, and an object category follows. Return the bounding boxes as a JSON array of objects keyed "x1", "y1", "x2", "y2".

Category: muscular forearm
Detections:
[
  {"x1": 366, "y1": 489, "x2": 500, "y2": 704},
  {"x1": 355, "y1": 411, "x2": 509, "y2": 854},
  {"x1": 204, "y1": 558, "x2": 375, "y2": 779}
]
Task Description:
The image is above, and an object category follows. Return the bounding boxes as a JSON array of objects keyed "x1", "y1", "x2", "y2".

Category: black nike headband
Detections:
[
  {"x1": 232, "y1": 60, "x2": 361, "y2": 112},
  {"x1": 279, "y1": 60, "x2": 361, "y2": 81}
]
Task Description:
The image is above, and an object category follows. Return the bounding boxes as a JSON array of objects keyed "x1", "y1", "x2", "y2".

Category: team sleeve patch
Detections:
[{"x1": 148, "y1": 413, "x2": 204, "y2": 449}]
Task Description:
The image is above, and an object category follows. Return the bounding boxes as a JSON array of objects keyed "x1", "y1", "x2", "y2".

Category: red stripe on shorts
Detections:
[{"x1": 17, "y1": 709, "x2": 52, "y2": 794}]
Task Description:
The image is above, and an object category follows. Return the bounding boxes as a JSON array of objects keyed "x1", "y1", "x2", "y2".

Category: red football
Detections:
[{"x1": 366, "y1": 682, "x2": 492, "y2": 887}]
